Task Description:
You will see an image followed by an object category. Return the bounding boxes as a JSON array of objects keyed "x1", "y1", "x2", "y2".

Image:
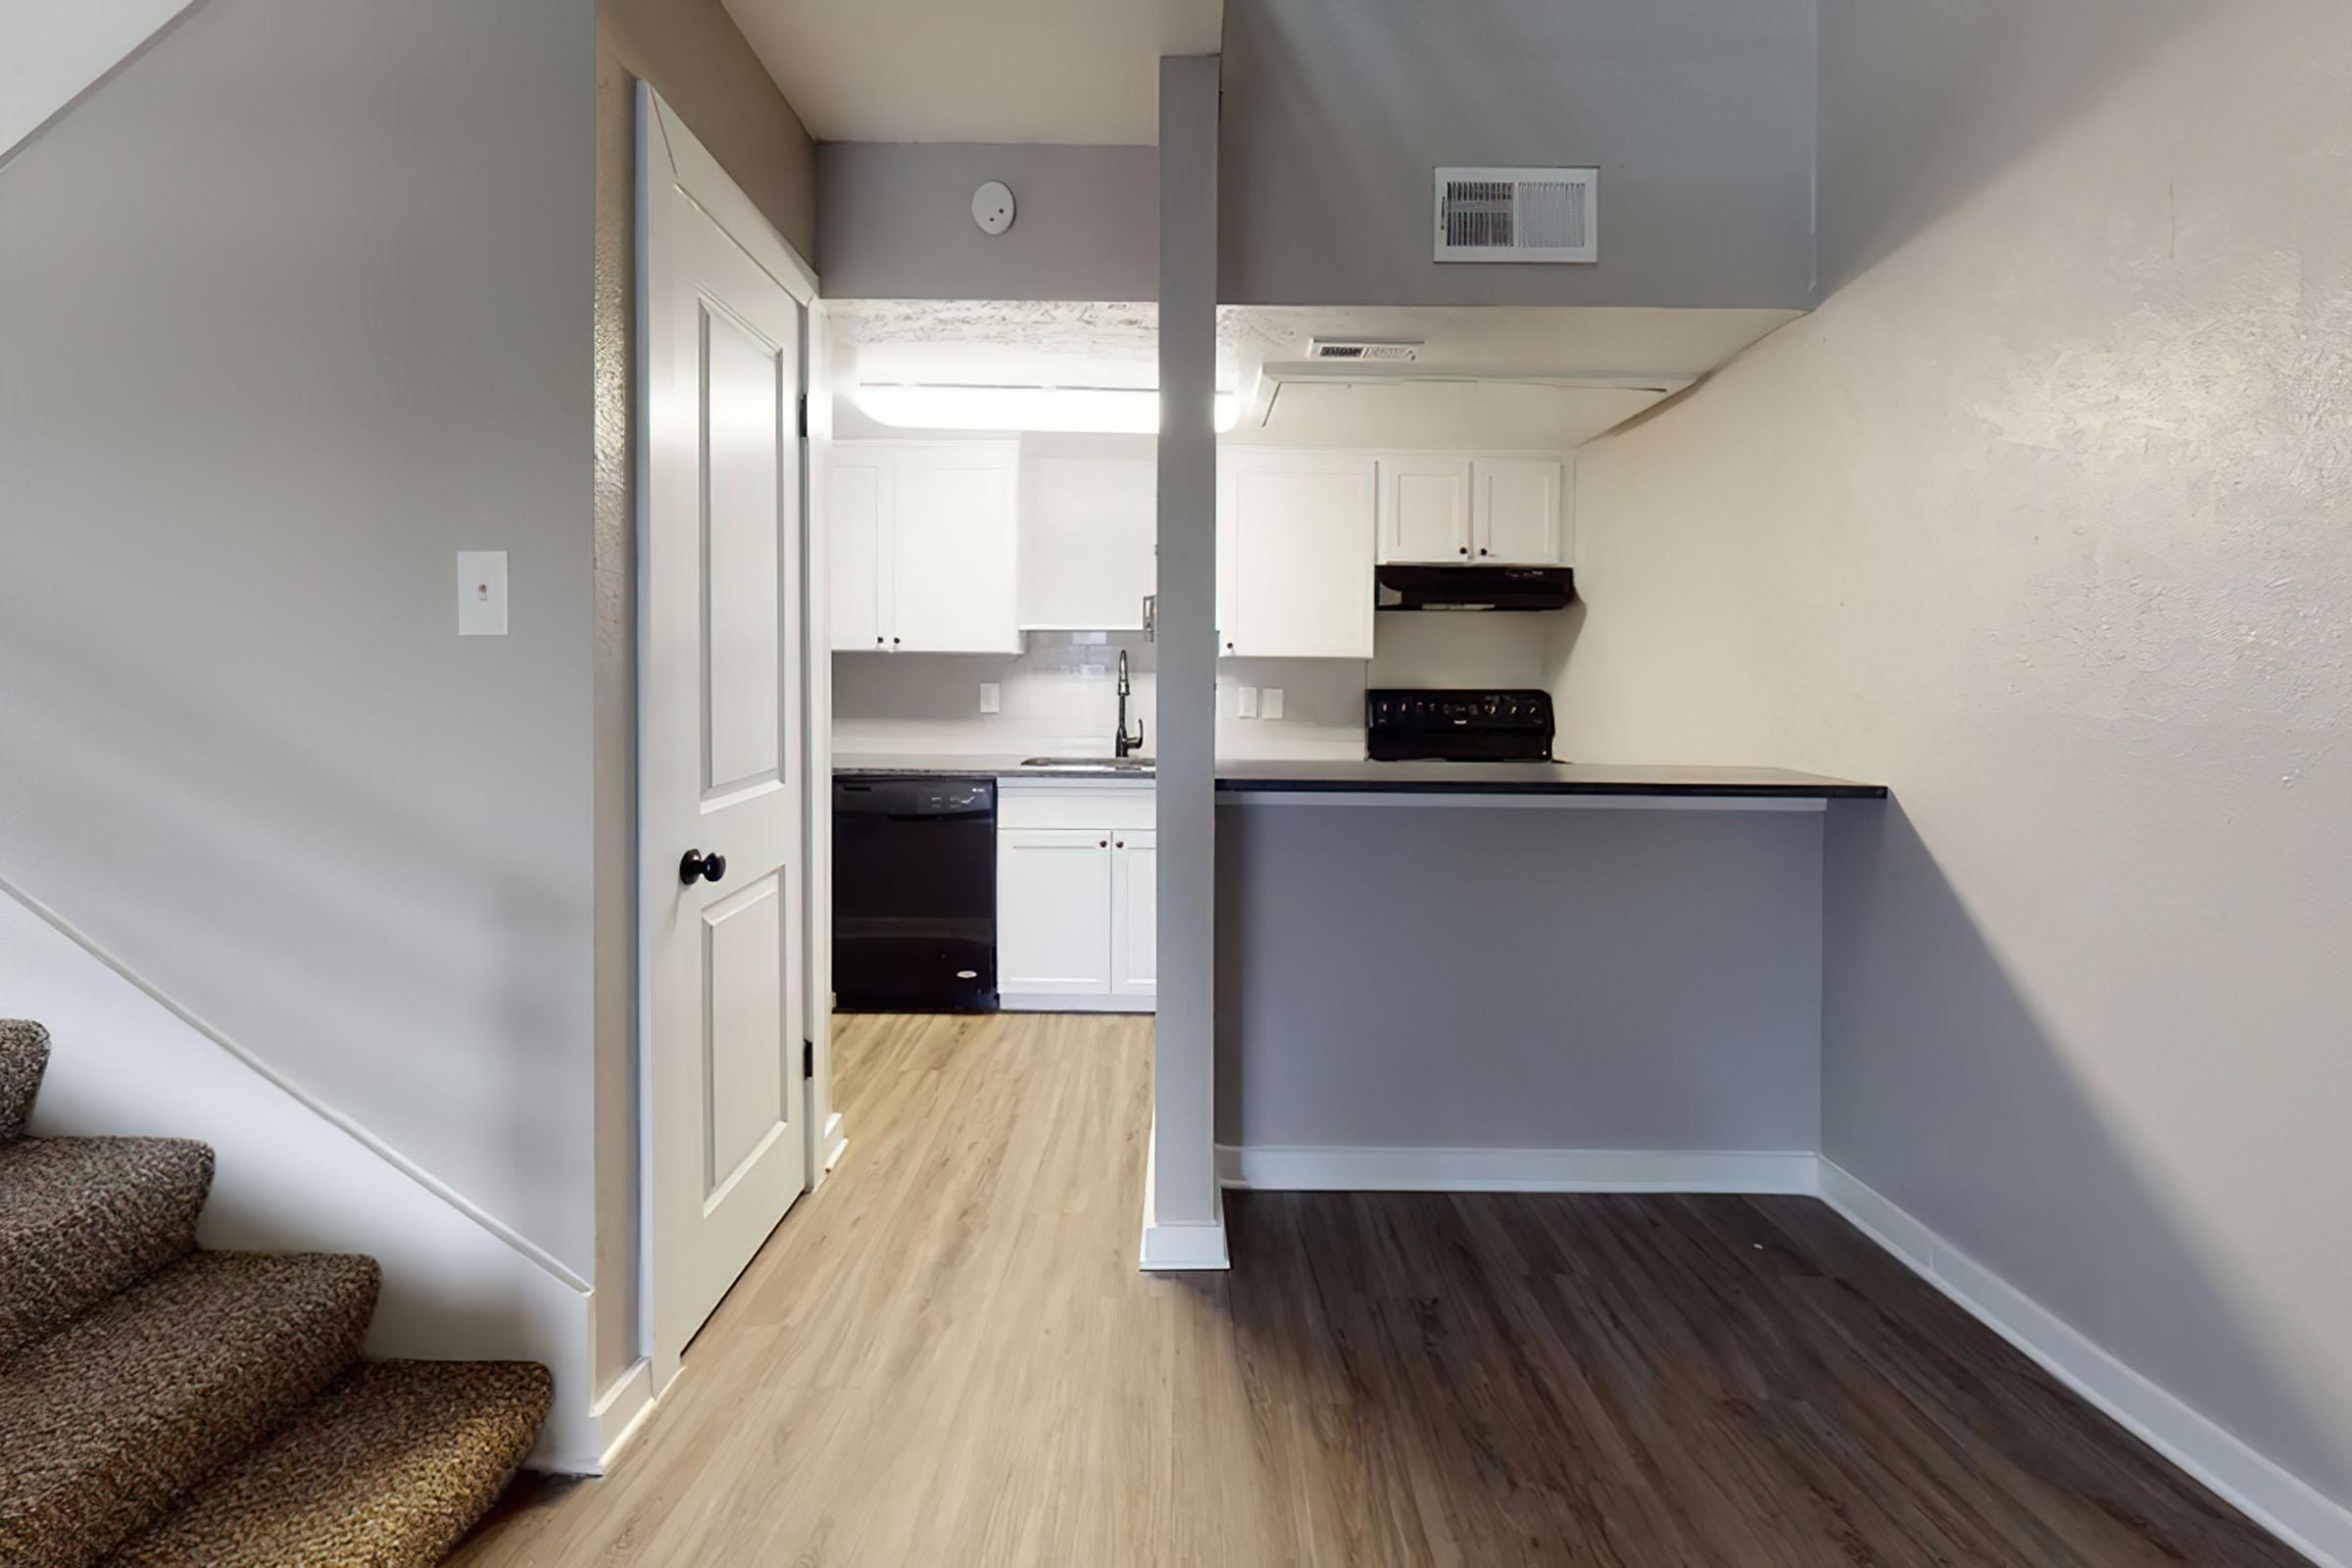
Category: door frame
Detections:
[{"x1": 633, "y1": 84, "x2": 838, "y2": 1396}]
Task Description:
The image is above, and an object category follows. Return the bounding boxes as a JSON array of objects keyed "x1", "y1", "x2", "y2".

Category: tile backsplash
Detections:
[{"x1": 832, "y1": 615, "x2": 1557, "y2": 760}]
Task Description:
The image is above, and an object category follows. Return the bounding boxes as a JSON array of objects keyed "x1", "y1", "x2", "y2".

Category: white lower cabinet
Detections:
[
  {"x1": 997, "y1": 782, "x2": 1155, "y2": 1013},
  {"x1": 1109, "y1": 829, "x2": 1155, "y2": 1000}
]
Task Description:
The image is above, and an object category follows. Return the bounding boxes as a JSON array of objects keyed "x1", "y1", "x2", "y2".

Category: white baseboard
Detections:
[
  {"x1": 999, "y1": 993, "x2": 1154, "y2": 1014},
  {"x1": 1215, "y1": 1143, "x2": 1821, "y2": 1196},
  {"x1": 554, "y1": 1357, "x2": 656, "y2": 1476},
  {"x1": 1138, "y1": 1121, "x2": 1229, "y2": 1271},
  {"x1": 820, "y1": 1111, "x2": 849, "y2": 1174},
  {"x1": 1819, "y1": 1159, "x2": 2350, "y2": 1568}
]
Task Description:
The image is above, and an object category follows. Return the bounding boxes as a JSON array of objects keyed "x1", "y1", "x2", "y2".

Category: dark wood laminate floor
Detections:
[{"x1": 453, "y1": 1014, "x2": 2303, "y2": 1567}]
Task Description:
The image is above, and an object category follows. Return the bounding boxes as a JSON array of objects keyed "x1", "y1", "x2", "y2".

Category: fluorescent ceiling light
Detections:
[{"x1": 856, "y1": 382, "x2": 1240, "y2": 435}]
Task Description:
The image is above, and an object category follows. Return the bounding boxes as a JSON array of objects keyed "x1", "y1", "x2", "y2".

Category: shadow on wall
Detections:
[
  {"x1": 1824, "y1": 798, "x2": 2352, "y2": 1508},
  {"x1": 0, "y1": 586, "x2": 579, "y2": 1258},
  {"x1": 1818, "y1": 0, "x2": 2215, "y2": 296}
]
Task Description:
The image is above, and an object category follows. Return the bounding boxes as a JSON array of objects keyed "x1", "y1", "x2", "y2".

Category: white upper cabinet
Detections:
[
  {"x1": 1378, "y1": 455, "x2": 1473, "y2": 564},
  {"x1": 1374, "y1": 453, "x2": 1573, "y2": 566},
  {"x1": 827, "y1": 449, "x2": 889, "y2": 650},
  {"x1": 1218, "y1": 449, "x2": 1376, "y2": 660},
  {"x1": 1019, "y1": 452, "x2": 1155, "y2": 631},
  {"x1": 828, "y1": 441, "x2": 1020, "y2": 654},
  {"x1": 1472, "y1": 457, "x2": 1570, "y2": 564}
]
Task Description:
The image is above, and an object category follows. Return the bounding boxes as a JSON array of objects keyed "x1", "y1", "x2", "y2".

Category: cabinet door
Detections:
[
  {"x1": 1378, "y1": 455, "x2": 1472, "y2": 564},
  {"x1": 1473, "y1": 458, "x2": 1566, "y2": 564},
  {"x1": 891, "y1": 444, "x2": 1021, "y2": 653},
  {"x1": 1222, "y1": 451, "x2": 1376, "y2": 659},
  {"x1": 1110, "y1": 830, "x2": 1156, "y2": 1000},
  {"x1": 1020, "y1": 454, "x2": 1155, "y2": 630},
  {"x1": 997, "y1": 829, "x2": 1113, "y2": 997},
  {"x1": 827, "y1": 448, "x2": 890, "y2": 650}
]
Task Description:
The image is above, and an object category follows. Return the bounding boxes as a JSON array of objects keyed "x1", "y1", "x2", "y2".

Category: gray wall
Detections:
[
  {"x1": 816, "y1": 142, "x2": 1156, "y2": 301},
  {"x1": 602, "y1": 0, "x2": 818, "y2": 260},
  {"x1": 0, "y1": 0, "x2": 601, "y2": 1273},
  {"x1": 1217, "y1": 0, "x2": 1815, "y2": 308},
  {"x1": 1215, "y1": 806, "x2": 1823, "y2": 1154},
  {"x1": 1557, "y1": 0, "x2": 2352, "y2": 1514}
]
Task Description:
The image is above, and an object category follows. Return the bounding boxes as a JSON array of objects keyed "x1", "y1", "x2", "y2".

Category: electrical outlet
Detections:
[
  {"x1": 978, "y1": 682, "x2": 1002, "y2": 713},
  {"x1": 1236, "y1": 685, "x2": 1259, "y2": 718},
  {"x1": 1262, "y1": 687, "x2": 1285, "y2": 720}
]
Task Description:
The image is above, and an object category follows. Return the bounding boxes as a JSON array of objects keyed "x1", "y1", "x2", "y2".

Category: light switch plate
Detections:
[
  {"x1": 1236, "y1": 685, "x2": 1259, "y2": 718},
  {"x1": 979, "y1": 682, "x2": 1002, "y2": 713},
  {"x1": 1262, "y1": 687, "x2": 1285, "y2": 719},
  {"x1": 458, "y1": 551, "x2": 508, "y2": 636}
]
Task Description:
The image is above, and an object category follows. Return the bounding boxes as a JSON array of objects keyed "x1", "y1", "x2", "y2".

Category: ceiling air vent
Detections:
[
  {"x1": 1434, "y1": 167, "x2": 1597, "y2": 264},
  {"x1": 1305, "y1": 338, "x2": 1422, "y2": 363}
]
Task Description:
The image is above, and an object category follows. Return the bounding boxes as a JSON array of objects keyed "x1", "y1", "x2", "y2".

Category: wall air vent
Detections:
[
  {"x1": 1434, "y1": 167, "x2": 1598, "y2": 264},
  {"x1": 1305, "y1": 338, "x2": 1422, "y2": 363}
]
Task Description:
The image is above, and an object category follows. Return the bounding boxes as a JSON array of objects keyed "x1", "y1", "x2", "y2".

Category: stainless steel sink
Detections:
[{"x1": 1018, "y1": 757, "x2": 1154, "y2": 773}]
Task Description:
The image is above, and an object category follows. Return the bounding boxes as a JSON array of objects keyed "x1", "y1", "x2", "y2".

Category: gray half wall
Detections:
[{"x1": 1215, "y1": 805, "x2": 1824, "y2": 1155}]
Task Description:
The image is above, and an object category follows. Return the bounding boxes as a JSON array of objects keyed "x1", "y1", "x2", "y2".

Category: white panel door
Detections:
[
  {"x1": 1378, "y1": 455, "x2": 1472, "y2": 564},
  {"x1": 827, "y1": 449, "x2": 889, "y2": 650},
  {"x1": 1223, "y1": 451, "x2": 1376, "y2": 659},
  {"x1": 891, "y1": 444, "x2": 1020, "y2": 653},
  {"x1": 998, "y1": 829, "x2": 1113, "y2": 997},
  {"x1": 642, "y1": 101, "x2": 808, "y2": 1390},
  {"x1": 1110, "y1": 830, "x2": 1156, "y2": 1000},
  {"x1": 1020, "y1": 454, "x2": 1155, "y2": 630},
  {"x1": 1473, "y1": 458, "x2": 1566, "y2": 564}
]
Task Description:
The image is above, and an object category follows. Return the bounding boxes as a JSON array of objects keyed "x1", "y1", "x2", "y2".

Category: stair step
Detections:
[
  {"x1": 0, "y1": 1020, "x2": 48, "y2": 1141},
  {"x1": 0, "y1": 1250, "x2": 380, "y2": 1568},
  {"x1": 101, "y1": 1359, "x2": 553, "y2": 1568},
  {"x1": 0, "y1": 1137, "x2": 214, "y2": 1359}
]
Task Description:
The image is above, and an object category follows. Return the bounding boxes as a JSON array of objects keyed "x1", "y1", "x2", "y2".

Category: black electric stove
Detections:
[{"x1": 1365, "y1": 688, "x2": 1556, "y2": 763}]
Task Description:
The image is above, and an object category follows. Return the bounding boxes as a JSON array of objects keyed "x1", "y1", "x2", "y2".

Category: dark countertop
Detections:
[
  {"x1": 833, "y1": 752, "x2": 1154, "y2": 780},
  {"x1": 1212, "y1": 760, "x2": 1887, "y2": 799},
  {"x1": 831, "y1": 754, "x2": 1884, "y2": 799}
]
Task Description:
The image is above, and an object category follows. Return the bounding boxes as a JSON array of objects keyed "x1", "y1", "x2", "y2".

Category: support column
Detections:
[{"x1": 1141, "y1": 52, "x2": 1228, "y2": 1271}]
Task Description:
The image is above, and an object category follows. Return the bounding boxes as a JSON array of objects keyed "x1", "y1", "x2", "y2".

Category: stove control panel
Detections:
[{"x1": 1365, "y1": 688, "x2": 1555, "y2": 761}]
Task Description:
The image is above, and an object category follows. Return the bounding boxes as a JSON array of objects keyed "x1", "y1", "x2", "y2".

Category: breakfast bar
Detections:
[{"x1": 1212, "y1": 759, "x2": 1886, "y2": 1192}]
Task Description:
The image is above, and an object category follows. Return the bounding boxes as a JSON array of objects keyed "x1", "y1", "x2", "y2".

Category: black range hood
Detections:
[{"x1": 1377, "y1": 564, "x2": 1576, "y2": 612}]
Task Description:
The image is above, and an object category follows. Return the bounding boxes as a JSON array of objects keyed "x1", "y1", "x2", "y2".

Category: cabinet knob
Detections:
[
  {"x1": 1115, "y1": 840, "x2": 1125, "y2": 848},
  {"x1": 1099, "y1": 840, "x2": 1108, "y2": 848},
  {"x1": 1458, "y1": 546, "x2": 1469, "y2": 557},
  {"x1": 874, "y1": 635, "x2": 883, "y2": 645},
  {"x1": 892, "y1": 636, "x2": 901, "y2": 645},
  {"x1": 1478, "y1": 547, "x2": 1490, "y2": 557}
]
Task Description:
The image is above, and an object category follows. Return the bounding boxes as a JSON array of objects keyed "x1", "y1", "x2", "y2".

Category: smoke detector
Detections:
[
  {"x1": 971, "y1": 180, "x2": 1015, "y2": 236},
  {"x1": 1305, "y1": 338, "x2": 1422, "y2": 363}
]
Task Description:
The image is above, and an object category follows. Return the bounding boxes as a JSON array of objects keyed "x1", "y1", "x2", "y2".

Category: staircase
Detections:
[{"x1": 0, "y1": 1018, "x2": 550, "y2": 1567}]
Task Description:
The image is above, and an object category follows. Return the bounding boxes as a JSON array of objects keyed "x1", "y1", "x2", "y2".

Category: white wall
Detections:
[
  {"x1": 0, "y1": 0, "x2": 600, "y2": 1278},
  {"x1": 0, "y1": 0, "x2": 197, "y2": 161},
  {"x1": 1558, "y1": 0, "x2": 2352, "y2": 1541}
]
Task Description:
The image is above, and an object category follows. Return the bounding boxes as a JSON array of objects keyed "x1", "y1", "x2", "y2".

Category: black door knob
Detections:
[{"x1": 679, "y1": 849, "x2": 727, "y2": 886}]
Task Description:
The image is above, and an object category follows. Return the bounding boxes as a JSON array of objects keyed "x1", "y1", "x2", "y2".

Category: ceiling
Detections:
[
  {"x1": 824, "y1": 301, "x2": 1803, "y2": 449},
  {"x1": 721, "y1": 0, "x2": 1224, "y2": 144}
]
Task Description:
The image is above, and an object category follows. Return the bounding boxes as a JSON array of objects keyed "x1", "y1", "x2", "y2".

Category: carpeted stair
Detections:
[{"x1": 0, "y1": 1019, "x2": 550, "y2": 1568}]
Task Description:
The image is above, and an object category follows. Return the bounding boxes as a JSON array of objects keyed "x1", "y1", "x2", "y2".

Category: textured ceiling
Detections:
[{"x1": 721, "y1": 0, "x2": 1223, "y2": 143}]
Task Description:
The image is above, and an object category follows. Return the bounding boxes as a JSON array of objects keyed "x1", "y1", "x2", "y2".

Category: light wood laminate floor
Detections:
[{"x1": 450, "y1": 1012, "x2": 2300, "y2": 1567}]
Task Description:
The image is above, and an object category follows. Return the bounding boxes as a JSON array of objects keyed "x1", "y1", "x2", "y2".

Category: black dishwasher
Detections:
[{"x1": 832, "y1": 775, "x2": 998, "y2": 1012}]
